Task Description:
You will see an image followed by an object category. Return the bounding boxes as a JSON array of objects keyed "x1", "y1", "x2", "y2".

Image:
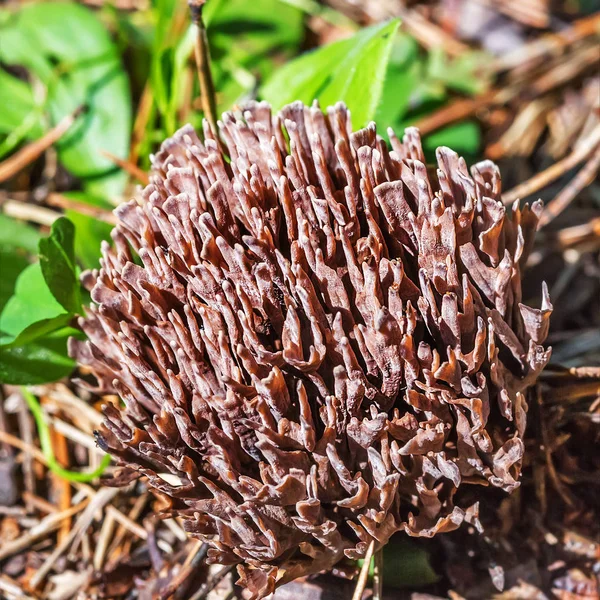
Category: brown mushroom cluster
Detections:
[{"x1": 70, "y1": 101, "x2": 552, "y2": 598}]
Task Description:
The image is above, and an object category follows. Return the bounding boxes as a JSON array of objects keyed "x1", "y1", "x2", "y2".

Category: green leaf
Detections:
[
  {"x1": 426, "y1": 48, "x2": 491, "y2": 96},
  {"x1": 0, "y1": 328, "x2": 76, "y2": 385},
  {"x1": 0, "y1": 215, "x2": 42, "y2": 318},
  {"x1": 0, "y1": 67, "x2": 43, "y2": 136},
  {"x1": 38, "y1": 218, "x2": 81, "y2": 314},
  {"x1": 0, "y1": 263, "x2": 69, "y2": 345},
  {"x1": 381, "y1": 538, "x2": 439, "y2": 588},
  {"x1": 0, "y1": 2, "x2": 132, "y2": 199},
  {"x1": 423, "y1": 120, "x2": 481, "y2": 159},
  {"x1": 0, "y1": 214, "x2": 41, "y2": 254},
  {"x1": 66, "y1": 209, "x2": 114, "y2": 270},
  {"x1": 261, "y1": 19, "x2": 400, "y2": 128},
  {"x1": 0, "y1": 246, "x2": 30, "y2": 315},
  {"x1": 208, "y1": 0, "x2": 304, "y2": 79},
  {"x1": 153, "y1": 0, "x2": 305, "y2": 131},
  {"x1": 374, "y1": 34, "x2": 420, "y2": 128}
]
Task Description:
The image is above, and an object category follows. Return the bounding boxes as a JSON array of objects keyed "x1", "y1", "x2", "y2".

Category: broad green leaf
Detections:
[
  {"x1": 66, "y1": 209, "x2": 114, "y2": 270},
  {"x1": 374, "y1": 34, "x2": 420, "y2": 129},
  {"x1": 208, "y1": 0, "x2": 304, "y2": 79},
  {"x1": 0, "y1": 2, "x2": 131, "y2": 198},
  {"x1": 0, "y1": 215, "x2": 41, "y2": 317},
  {"x1": 0, "y1": 247, "x2": 30, "y2": 314},
  {"x1": 261, "y1": 19, "x2": 400, "y2": 128},
  {"x1": 261, "y1": 36, "x2": 350, "y2": 110},
  {"x1": 0, "y1": 68, "x2": 43, "y2": 136},
  {"x1": 318, "y1": 20, "x2": 400, "y2": 127},
  {"x1": 356, "y1": 537, "x2": 438, "y2": 588},
  {"x1": 0, "y1": 328, "x2": 77, "y2": 385},
  {"x1": 38, "y1": 218, "x2": 81, "y2": 314},
  {"x1": 0, "y1": 214, "x2": 40, "y2": 254},
  {"x1": 0, "y1": 263, "x2": 69, "y2": 345},
  {"x1": 381, "y1": 538, "x2": 439, "y2": 588},
  {"x1": 208, "y1": 0, "x2": 304, "y2": 114}
]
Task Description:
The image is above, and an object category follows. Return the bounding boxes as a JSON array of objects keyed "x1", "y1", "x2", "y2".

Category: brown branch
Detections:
[
  {"x1": 30, "y1": 488, "x2": 119, "y2": 589},
  {"x1": 530, "y1": 43, "x2": 600, "y2": 97},
  {"x1": 492, "y1": 13, "x2": 600, "y2": 73},
  {"x1": 553, "y1": 217, "x2": 600, "y2": 249},
  {"x1": 0, "y1": 106, "x2": 85, "y2": 183},
  {"x1": 0, "y1": 498, "x2": 89, "y2": 562},
  {"x1": 188, "y1": 562, "x2": 237, "y2": 600},
  {"x1": 539, "y1": 146, "x2": 600, "y2": 228},
  {"x1": 1, "y1": 199, "x2": 59, "y2": 226},
  {"x1": 189, "y1": 0, "x2": 219, "y2": 137},
  {"x1": 398, "y1": 7, "x2": 470, "y2": 57},
  {"x1": 501, "y1": 124, "x2": 600, "y2": 205},
  {"x1": 46, "y1": 192, "x2": 117, "y2": 224},
  {"x1": 536, "y1": 387, "x2": 576, "y2": 507},
  {"x1": 416, "y1": 39, "x2": 599, "y2": 137},
  {"x1": 101, "y1": 150, "x2": 150, "y2": 186},
  {"x1": 414, "y1": 90, "x2": 499, "y2": 136}
]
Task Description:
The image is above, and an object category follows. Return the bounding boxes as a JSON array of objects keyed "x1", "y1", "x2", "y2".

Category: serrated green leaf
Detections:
[
  {"x1": 261, "y1": 19, "x2": 400, "y2": 128},
  {"x1": 38, "y1": 217, "x2": 81, "y2": 314},
  {"x1": 0, "y1": 328, "x2": 77, "y2": 385},
  {"x1": 0, "y1": 263, "x2": 69, "y2": 345},
  {"x1": 0, "y1": 2, "x2": 131, "y2": 199},
  {"x1": 374, "y1": 34, "x2": 421, "y2": 128}
]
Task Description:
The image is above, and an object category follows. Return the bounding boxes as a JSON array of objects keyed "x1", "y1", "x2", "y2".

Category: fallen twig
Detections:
[
  {"x1": 188, "y1": 563, "x2": 237, "y2": 600},
  {"x1": 539, "y1": 147, "x2": 600, "y2": 228},
  {"x1": 502, "y1": 124, "x2": 600, "y2": 205},
  {"x1": 0, "y1": 575, "x2": 39, "y2": 600},
  {"x1": 2, "y1": 199, "x2": 60, "y2": 226},
  {"x1": 0, "y1": 500, "x2": 89, "y2": 562},
  {"x1": 0, "y1": 106, "x2": 84, "y2": 183},
  {"x1": 101, "y1": 150, "x2": 150, "y2": 186},
  {"x1": 30, "y1": 487, "x2": 119, "y2": 589},
  {"x1": 492, "y1": 13, "x2": 600, "y2": 73},
  {"x1": 46, "y1": 192, "x2": 117, "y2": 224}
]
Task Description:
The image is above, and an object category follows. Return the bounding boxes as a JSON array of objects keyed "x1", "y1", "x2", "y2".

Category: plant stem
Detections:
[
  {"x1": 21, "y1": 388, "x2": 111, "y2": 483},
  {"x1": 189, "y1": 0, "x2": 219, "y2": 137},
  {"x1": 352, "y1": 540, "x2": 375, "y2": 600}
]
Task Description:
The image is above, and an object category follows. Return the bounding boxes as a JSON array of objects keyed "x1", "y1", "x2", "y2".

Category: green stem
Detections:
[{"x1": 22, "y1": 387, "x2": 111, "y2": 483}]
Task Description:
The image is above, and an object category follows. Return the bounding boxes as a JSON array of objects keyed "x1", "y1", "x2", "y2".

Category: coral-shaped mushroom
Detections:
[{"x1": 70, "y1": 101, "x2": 552, "y2": 599}]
